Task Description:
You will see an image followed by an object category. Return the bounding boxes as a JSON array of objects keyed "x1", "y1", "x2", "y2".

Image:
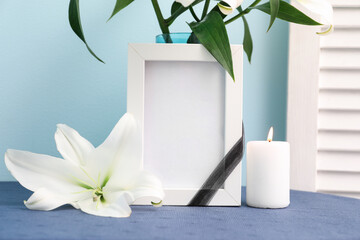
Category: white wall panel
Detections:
[
  {"x1": 317, "y1": 171, "x2": 360, "y2": 192},
  {"x1": 320, "y1": 49, "x2": 360, "y2": 69},
  {"x1": 320, "y1": 29, "x2": 360, "y2": 48},
  {"x1": 333, "y1": 7, "x2": 360, "y2": 27},
  {"x1": 318, "y1": 89, "x2": 360, "y2": 110},
  {"x1": 329, "y1": 0, "x2": 360, "y2": 7},
  {"x1": 318, "y1": 131, "x2": 360, "y2": 151},
  {"x1": 319, "y1": 70, "x2": 360, "y2": 90},
  {"x1": 317, "y1": 151, "x2": 360, "y2": 172},
  {"x1": 318, "y1": 110, "x2": 360, "y2": 131}
]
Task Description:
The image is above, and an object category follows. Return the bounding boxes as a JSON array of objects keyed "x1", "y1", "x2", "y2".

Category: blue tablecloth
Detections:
[{"x1": 1, "y1": 182, "x2": 359, "y2": 240}]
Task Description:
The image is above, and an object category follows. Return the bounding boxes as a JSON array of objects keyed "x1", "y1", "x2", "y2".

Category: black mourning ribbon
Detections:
[{"x1": 188, "y1": 123, "x2": 245, "y2": 206}]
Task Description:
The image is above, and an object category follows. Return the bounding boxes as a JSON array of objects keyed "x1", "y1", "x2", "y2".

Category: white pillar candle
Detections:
[{"x1": 246, "y1": 127, "x2": 290, "y2": 208}]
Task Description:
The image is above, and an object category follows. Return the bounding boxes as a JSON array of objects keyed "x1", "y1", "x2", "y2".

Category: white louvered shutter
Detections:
[
  {"x1": 287, "y1": 0, "x2": 360, "y2": 199},
  {"x1": 317, "y1": 1, "x2": 360, "y2": 199}
]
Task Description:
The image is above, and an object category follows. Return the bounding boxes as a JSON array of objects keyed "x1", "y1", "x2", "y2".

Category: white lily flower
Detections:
[
  {"x1": 294, "y1": 0, "x2": 333, "y2": 35},
  {"x1": 218, "y1": 0, "x2": 243, "y2": 15},
  {"x1": 175, "y1": 0, "x2": 243, "y2": 15},
  {"x1": 175, "y1": 0, "x2": 195, "y2": 7},
  {"x1": 5, "y1": 113, "x2": 164, "y2": 218}
]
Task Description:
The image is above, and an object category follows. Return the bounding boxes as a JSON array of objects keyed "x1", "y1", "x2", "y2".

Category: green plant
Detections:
[{"x1": 68, "y1": 0, "x2": 333, "y2": 81}]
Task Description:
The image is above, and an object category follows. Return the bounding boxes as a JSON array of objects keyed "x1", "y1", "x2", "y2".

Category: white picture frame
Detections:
[{"x1": 127, "y1": 43, "x2": 243, "y2": 206}]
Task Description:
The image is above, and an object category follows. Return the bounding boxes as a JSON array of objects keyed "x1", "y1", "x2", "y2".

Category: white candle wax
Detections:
[{"x1": 246, "y1": 138, "x2": 290, "y2": 208}]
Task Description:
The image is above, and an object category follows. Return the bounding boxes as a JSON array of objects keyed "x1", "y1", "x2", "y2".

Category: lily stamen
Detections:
[{"x1": 93, "y1": 188, "x2": 104, "y2": 202}]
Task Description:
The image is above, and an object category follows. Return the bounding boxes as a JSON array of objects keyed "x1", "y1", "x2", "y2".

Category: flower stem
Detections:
[
  {"x1": 201, "y1": 0, "x2": 210, "y2": 20},
  {"x1": 151, "y1": 0, "x2": 170, "y2": 34},
  {"x1": 224, "y1": 0, "x2": 262, "y2": 25},
  {"x1": 189, "y1": 6, "x2": 200, "y2": 22},
  {"x1": 165, "y1": 0, "x2": 203, "y2": 26}
]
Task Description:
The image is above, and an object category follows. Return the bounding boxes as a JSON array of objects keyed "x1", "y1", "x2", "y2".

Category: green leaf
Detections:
[
  {"x1": 242, "y1": 15, "x2": 253, "y2": 63},
  {"x1": 189, "y1": 11, "x2": 234, "y2": 81},
  {"x1": 187, "y1": 32, "x2": 200, "y2": 43},
  {"x1": 166, "y1": 0, "x2": 204, "y2": 26},
  {"x1": 68, "y1": 0, "x2": 104, "y2": 63},
  {"x1": 171, "y1": 2, "x2": 182, "y2": 15},
  {"x1": 253, "y1": 1, "x2": 321, "y2": 26},
  {"x1": 108, "y1": 0, "x2": 134, "y2": 21},
  {"x1": 268, "y1": 0, "x2": 280, "y2": 31}
]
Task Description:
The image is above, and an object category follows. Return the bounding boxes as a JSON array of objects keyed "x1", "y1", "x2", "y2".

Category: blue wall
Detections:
[{"x1": 0, "y1": 0, "x2": 288, "y2": 185}]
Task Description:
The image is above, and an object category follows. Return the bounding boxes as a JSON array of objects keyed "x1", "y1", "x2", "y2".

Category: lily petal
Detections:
[
  {"x1": 87, "y1": 113, "x2": 140, "y2": 187},
  {"x1": 78, "y1": 191, "x2": 133, "y2": 218},
  {"x1": 317, "y1": 24, "x2": 333, "y2": 35},
  {"x1": 102, "y1": 131, "x2": 142, "y2": 190},
  {"x1": 104, "y1": 171, "x2": 164, "y2": 206},
  {"x1": 55, "y1": 124, "x2": 94, "y2": 166},
  {"x1": 129, "y1": 171, "x2": 165, "y2": 203},
  {"x1": 25, "y1": 188, "x2": 76, "y2": 211},
  {"x1": 218, "y1": 0, "x2": 243, "y2": 15},
  {"x1": 295, "y1": 0, "x2": 333, "y2": 34},
  {"x1": 5, "y1": 150, "x2": 89, "y2": 195},
  {"x1": 175, "y1": 0, "x2": 196, "y2": 7},
  {"x1": 97, "y1": 113, "x2": 137, "y2": 153}
]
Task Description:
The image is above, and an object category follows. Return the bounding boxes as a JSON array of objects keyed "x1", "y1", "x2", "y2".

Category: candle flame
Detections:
[{"x1": 267, "y1": 127, "x2": 274, "y2": 142}]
